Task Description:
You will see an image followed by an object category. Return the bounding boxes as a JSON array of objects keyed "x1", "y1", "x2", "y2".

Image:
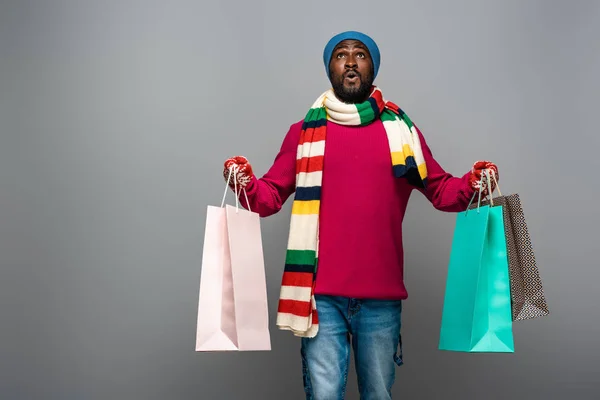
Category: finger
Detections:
[
  {"x1": 238, "y1": 164, "x2": 252, "y2": 175},
  {"x1": 223, "y1": 169, "x2": 234, "y2": 183},
  {"x1": 473, "y1": 161, "x2": 489, "y2": 170},
  {"x1": 233, "y1": 156, "x2": 248, "y2": 164},
  {"x1": 224, "y1": 159, "x2": 237, "y2": 169}
]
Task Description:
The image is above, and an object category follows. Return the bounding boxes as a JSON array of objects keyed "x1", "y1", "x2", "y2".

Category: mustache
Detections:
[{"x1": 343, "y1": 69, "x2": 361, "y2": 78}]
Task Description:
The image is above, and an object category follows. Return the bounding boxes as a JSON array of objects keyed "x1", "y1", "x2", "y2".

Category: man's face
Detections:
[{"x1": 328, "y1": 39, "x2": 374, "y2": 104}]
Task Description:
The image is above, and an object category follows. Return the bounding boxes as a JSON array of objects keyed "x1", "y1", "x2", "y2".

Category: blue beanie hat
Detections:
[{"x1": 323, "y1": 31, "x2": 381, "y2": 80}]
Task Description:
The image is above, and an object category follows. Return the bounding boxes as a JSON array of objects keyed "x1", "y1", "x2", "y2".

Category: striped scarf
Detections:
[{"x1": 275, "y1": 86, "x2": 428, "y2": 338}]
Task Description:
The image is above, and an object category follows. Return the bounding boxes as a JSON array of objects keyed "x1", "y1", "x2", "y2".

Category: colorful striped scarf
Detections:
[{"x1": 275, "y1": 86, "x2": 428, "y2": 338}]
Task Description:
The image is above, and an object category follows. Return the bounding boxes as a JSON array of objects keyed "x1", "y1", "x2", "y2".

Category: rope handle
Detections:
[
  {"x1": 220, "y1": 165, "x2": 251, "y2": 213},
  {"x1": 466, "y1": 167, "x2": 502, "y2": 214}
]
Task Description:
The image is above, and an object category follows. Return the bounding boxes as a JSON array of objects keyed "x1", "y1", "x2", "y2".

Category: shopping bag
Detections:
[
  {"x1": 468, "y1": 177, "x2": 549, "y2": 321},
  {"x1": 195, "y1": 168, "x2": 271, "y2": 351},
  {"x1": 438, "y1": 171, "x2": 514, "y2": 353}
]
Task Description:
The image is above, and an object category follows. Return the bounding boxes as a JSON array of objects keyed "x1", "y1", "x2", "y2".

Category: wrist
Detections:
[{"x1": 244, "y1": 174, "x2": 258, "y2": 194}]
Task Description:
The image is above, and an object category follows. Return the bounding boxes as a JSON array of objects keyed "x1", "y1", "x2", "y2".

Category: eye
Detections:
[
  {"x1": 357, "y1": 52, "x2": 365, "y2": 58},
  {"x1": 336, "y1": 53, "x2": 345, "y2": 58}
]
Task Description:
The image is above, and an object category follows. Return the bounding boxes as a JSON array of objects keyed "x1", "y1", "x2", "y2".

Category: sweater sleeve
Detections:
[
  {"x1": 414, "y1": 124, "x2": 476, "y2": 212},
  {"x1": 236, "y1": 121, "x2": 301, "y2": 217}
]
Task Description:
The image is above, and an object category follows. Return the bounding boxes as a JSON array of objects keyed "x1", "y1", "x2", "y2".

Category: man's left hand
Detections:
[{"x1": 469, "y1": 160, "x2": 499, "y2": 197}]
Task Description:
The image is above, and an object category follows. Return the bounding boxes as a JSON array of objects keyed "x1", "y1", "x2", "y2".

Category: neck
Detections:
[
  {"x1": 331, "y1": 86, "x2": 375, "y2": 105},
  {"x1": 333, "y1": 92, "x2": 370, "y2": 104}
]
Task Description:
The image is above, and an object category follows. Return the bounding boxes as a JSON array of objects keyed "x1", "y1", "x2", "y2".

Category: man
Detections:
[{"x1": 222, "y1": 31, "x2": 498, "y2": 399}]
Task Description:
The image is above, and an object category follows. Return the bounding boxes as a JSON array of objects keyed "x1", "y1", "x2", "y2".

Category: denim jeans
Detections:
[{"x1": 300, "y1": 295, "x2": 403, "y2": 399}]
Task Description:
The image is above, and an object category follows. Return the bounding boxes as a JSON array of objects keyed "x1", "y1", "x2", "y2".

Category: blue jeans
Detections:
[{"x1": 300, "y1": 295, "x2": 403, "y2": 399}]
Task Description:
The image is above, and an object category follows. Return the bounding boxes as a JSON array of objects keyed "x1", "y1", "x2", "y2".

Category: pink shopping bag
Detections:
[{"x1": 195, "y1": 168, "x2": 271, "y2": 351}]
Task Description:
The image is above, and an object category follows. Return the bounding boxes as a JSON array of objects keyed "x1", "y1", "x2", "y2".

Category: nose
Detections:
[{"x1": 344, "y1": 56, "x2": 357, "y2": 69}]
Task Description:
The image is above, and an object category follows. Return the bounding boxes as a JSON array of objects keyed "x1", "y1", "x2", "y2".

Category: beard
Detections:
[{"x1": 330, "y1": 69, "x2": 374, "y2": 104}]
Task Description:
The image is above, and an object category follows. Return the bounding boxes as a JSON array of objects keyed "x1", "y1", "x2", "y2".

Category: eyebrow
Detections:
[{"x1": 334, "y1": 43, "x2": 367, "y2": 51}]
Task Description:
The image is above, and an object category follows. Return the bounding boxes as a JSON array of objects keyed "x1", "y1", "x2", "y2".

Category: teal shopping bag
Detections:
[{"x1": 438, "y1": 201, "x2": 514, "y2": 353}]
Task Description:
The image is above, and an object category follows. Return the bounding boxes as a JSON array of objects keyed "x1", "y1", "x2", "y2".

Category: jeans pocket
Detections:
[
  {"x1": 393, "y1": 301, "x2": 403, "y2": 366},
  {"x1": 393, "y1": 332, "x2": 404, "y2": 367},
  {"x1": 301, "y1": 342, "x2": 314, "y2": 399}
]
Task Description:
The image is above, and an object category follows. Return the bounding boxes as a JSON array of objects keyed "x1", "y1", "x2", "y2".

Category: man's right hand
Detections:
[{"x1": 223, "y1": 156, "x2": 254, "y2": 189}]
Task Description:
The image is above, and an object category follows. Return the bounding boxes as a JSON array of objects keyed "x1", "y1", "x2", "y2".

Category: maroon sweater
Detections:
[{"x1": 239, "y1": 119, "x2": 475, "y2": 300}]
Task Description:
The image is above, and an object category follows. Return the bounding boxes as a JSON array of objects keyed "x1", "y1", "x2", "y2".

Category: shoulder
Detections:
[
  {"x1": 277, "y1": 119, "x2": 304, "y2": 150},
  {"x1": 290, "y1": 119, "x2": 304, "y2": 131},
  {"x1": 284, "y1": 119, "x2": 305, "y2": 139}
]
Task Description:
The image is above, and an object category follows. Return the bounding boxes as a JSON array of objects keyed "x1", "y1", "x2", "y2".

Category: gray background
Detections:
[{"x1": 1, "y1": 0, "x2": 598, "y2": 399}]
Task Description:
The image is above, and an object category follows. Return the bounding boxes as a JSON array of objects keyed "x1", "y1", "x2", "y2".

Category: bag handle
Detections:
[
  {"x1": 220, "y1": 165, "x2": 251, "y2": 213},
  {"x1": 482, "y1": 168, "x2": 502, "y2": 206},
  {"x1": 490, "y1": 169, "x2": 501, "y2": 197},
  {"x1": 466, "y1": 168, "x2": 501, "y2": 214}
]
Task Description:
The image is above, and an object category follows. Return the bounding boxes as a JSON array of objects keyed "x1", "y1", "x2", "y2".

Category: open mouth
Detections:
[{"x1": 344, "y1": 71, "x2": 360, "y2": 83}]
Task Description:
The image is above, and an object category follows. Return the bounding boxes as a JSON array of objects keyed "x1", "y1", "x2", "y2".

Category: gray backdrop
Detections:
[{"x1": 1, "y1": 0, "x2": 598, "y2": 399}]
